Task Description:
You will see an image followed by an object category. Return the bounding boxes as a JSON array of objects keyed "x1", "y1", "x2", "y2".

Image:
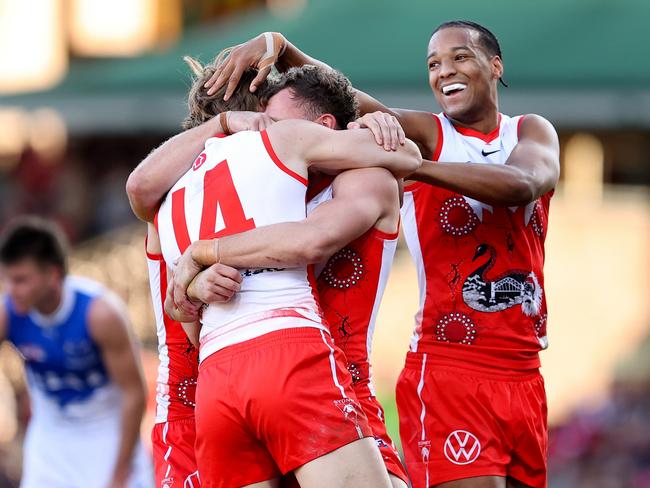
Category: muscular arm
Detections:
[
  {"x1": 88, "y1": 295, "x2": 146, "y2": 487},
  {"x1": 127, "y1": 117, "x2": 223, "y2": 222},
  {"x1": 266, "y1": 120, "x2": 421, "y2": 179},
  {"x1": 186, "y1": 168, "x2": 398, "y2": 299},
  {"x1": 127, "y1": 112, "x2": 274, "y2": 222},
  {"x1": 409, "y1": 115, "x2": 560, "y2": 206},
  {"x1": 273, "y1": 38, "x2": 559, "y2": 204},
  {"x1": 212, "y1": 33, "x2": 441, "y2": 157}
]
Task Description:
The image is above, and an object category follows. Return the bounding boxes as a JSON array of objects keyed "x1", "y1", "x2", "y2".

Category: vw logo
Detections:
[{"x1": 443, "y1": 430, "x2": 481, "y2": 465}]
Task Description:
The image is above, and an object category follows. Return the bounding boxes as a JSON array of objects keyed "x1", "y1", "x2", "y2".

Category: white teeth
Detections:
[{"x1": 442, "y1": 83, "x2": 467, "y2": 95}]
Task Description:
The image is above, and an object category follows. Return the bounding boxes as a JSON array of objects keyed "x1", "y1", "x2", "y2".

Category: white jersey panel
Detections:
[{"x1": 157, "y1": 131, "x2": 324, "y2": 360}]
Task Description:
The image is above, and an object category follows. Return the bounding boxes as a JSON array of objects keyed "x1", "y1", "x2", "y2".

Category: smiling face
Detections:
[{"x1": 427, "y1": 27, "x2": 503, "y2": 124}]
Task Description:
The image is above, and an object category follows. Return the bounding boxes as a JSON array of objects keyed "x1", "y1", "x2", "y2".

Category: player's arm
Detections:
[
  {"x1": 146, "y1": 224, "x2": 202, "y2": 345},
  {"x1": 193, "y1": 168, "x2": 396, "y2": 268},
  {"x1": 410, "y1": 115, "x2": 560, "y2": 206},
  {"x1": 0, "y1": 299, "x2": 7, "y2": 343},
  {"x1": 204, "y1": 32, "x2": 440, "y2": 156},
  {"x1": 267, "y1": 120, "x2": 421, "y2": 178},
  {"x1": 184, "y1": 168, "x2": 397, "y2": 305},
  {"x1": 88, "y1": 294, "x2": 147, "y2": 488},
  {"x1": 126, "y1": 111, "x2": 274, "y2": 222}
]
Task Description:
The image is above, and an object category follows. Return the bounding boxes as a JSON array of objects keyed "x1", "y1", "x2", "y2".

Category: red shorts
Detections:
[
  {"x1": 194, "y1": 327, "x2": 373, "y2": 487},
  {"x1": 152, "y1": 417, "x2": 200, "y2": 488},
  {"x1": 357, "y1": 394, "x2": 409, "y2": 484},
  {"x1": 396, "y1": 352, "x2": 547, "y2": 488}
]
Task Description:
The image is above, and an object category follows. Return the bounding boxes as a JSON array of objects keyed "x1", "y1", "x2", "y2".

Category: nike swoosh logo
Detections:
[{"x1": 481, "y1": 149, "x2": 500, "y2": 157}]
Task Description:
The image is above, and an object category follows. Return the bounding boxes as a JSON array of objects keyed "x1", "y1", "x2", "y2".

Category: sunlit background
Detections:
[{"x1": 0, "y1": 1, "x2": 648, "y2": 487}]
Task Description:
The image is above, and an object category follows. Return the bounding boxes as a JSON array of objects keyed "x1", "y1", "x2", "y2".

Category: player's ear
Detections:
[
  {"x1": 314, "y1": 113, "x2": 337, "y2": 130},
  {"x1": 491, "y1": 55, "x2": 504, "y2": 81}
]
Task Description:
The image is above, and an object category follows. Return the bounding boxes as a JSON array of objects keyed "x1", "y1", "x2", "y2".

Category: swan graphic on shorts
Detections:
[{"x1": 462, "y1": 243, "x2": 542, "y2": 316}]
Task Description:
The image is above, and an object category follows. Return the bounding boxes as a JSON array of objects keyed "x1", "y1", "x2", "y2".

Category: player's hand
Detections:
[
  {"x1": 347, "y1": 111, "x2": 406, "y2": 151},
  {"x1": 228, "y1": 111, "x2": 275, "y2": 132},
  {"x1": 187, "y1": 263, "x2": 243, "y2": 304},
  {"x1": 172, "y1": 247, "x2": 204, "y2": 315},
  {"x1": 165, "y1": 276, "x2": 201, "y2": 322},
  {"x1": 205, "y1": 32, "x2": 285, "y2": 99}
]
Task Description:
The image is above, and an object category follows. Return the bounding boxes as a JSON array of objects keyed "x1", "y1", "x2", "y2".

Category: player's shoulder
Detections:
[
  {"x1": 86, "y1": 289, "x2": 130, "y2": 344},
  {"x1": 67, "y1": 275, "x2": 105, "y2": 298},
  {"x1": 333, "y1": 167, "x2": 398, "y2": 201},
  {"x1": 517, "y1": 113, "x2": 557, "y2": 138}
]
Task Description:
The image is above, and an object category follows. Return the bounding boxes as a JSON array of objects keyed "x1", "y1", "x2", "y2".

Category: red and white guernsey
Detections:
[
  {"x1": 308, "y1": 182, "x2": 398, "y2": 398},
  {"x1": 146, "y1": 250, "x2": 198, "y2": 423},
  {"x1": 401, "y1": 113, "x2": 552, "y2": 370},
  {"x1": 156, "y1": 131, "x2": 326, "y2": 362}
]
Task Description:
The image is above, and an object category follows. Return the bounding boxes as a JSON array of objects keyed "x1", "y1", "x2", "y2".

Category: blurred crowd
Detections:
[
  {"x1": 548, "y1": 358, "x2": 650, "y2": 488},
  {"x1": 0, "y1": 135, "x2": 163, "y2": 244}
]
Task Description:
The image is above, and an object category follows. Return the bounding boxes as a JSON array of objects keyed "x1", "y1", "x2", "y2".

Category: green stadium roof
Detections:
[{"x1": 2, "y1": 0, "x2": 649, "y2": 130}]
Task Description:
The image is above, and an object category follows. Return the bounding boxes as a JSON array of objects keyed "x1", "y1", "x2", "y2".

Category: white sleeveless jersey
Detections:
[{"x1": 157, "y1": 131, "x2": 325, "y2": 362}]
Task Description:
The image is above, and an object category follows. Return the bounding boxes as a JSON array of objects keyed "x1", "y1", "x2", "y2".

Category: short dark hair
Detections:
[
  {"x1": 264, "y1": 65, "x2": 359, "y2": 129},
  {"x1": 182, "y1": 50, "x2": 269, "y2": 130},
  {"x1": 0, "y1": 217, "x2": 68, "y2": 273},
  {"x1": 432, "y1": 20, "x2": 508, "y2": 86}
]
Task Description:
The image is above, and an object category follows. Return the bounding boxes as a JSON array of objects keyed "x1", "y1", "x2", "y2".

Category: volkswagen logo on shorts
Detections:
[{"x1": 443, "y1": 430, "x2": 481, "y2": 465}]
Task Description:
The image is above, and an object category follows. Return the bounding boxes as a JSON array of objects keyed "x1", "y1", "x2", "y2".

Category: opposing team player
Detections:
[
  {"x1": 169, "y1": 67, "x2": 410, "y2": 488},
  {"x1": 209, "y1": 21, "x2": 559, "y2": 488},
  {"x1": 0, "y1": 217, "x2": 152, "y2": 488},
  {"x1": 128, "y1": 65, "x2": 421, "y2": 487},
  {"x1": 145, "y1": 55, "x2": 269, "y2": 488}
]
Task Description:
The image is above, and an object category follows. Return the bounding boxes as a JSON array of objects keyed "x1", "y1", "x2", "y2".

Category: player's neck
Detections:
[
  {"x1": 446, "y1": 109, "x2": 500, "y2": 135},
  {"x1": 35, "y1": 283, "x2": 64, "y2": 315}
]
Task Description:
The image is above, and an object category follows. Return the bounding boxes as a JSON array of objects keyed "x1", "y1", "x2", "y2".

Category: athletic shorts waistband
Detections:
[
  {"x1": 404, "y1": 351, "x2": 541, "y2": 381},
  {"x1": 200, "y1": 327, "x2": 333, "y2": 369}
]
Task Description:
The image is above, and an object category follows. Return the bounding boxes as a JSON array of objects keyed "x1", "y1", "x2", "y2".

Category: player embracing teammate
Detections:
[{"x1": 131, "y1": 19, "x2": 559, "y2": 488}]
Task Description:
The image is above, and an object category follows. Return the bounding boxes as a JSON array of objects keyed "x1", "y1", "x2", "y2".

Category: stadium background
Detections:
[{"x1": 0, "y1": 0, "x2": 648, "y2": 486}]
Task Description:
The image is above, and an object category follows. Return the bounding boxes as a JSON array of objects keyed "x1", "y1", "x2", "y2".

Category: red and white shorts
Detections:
[
  {"x1": 152, "y1": 417, "x2": 200, "y2": 488},
  {"x1": 194, "y1": 327, "x2": 373, "y2": 487},
  {"x1": 396, "y1": 352, "x2": 547, "y2": 488},
  {"x1": 357, "y1": 394, "x2": 409, "y2": 484}
]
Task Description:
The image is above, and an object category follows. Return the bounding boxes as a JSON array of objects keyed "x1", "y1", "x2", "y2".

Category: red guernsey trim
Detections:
[
  {"x1": 517, "y1": 114, "x2": 528, "y2": 140},
  {"x1": 446, "y1": 113, "x2": 502, "y2": 143},
  {"x1": 261, "y1": 130, "x2": 308, "y2": 186},
  {"x1": 369, "y1": 225, "x2": 399, "y2": 241},
  {"x1": 213, "y1": 133, "x2": 227, "y2": 138},
  {"x1": 144, "y1": 235, "x2": 163, "y2": 261},
  {"x1": 171, "y1": 188, "x2": 192, "y2": 253}
]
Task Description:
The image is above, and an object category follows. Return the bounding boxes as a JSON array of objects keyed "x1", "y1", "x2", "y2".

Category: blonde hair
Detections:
[{"x1": 183, "y1": 48, "x2": 267, "y2": 130}]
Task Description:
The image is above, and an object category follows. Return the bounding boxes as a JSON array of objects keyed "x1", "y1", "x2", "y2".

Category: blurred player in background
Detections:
[
  {"x1": 0, "y1": 217, "x2": 152, "y2": 488},
  {"x1": 212, "y1": 20, "x2": 559, "y2": 488}
]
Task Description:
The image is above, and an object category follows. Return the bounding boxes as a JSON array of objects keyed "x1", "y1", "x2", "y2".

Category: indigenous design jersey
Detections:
[
  {"x1": 156, "y1": 131, "x2": 325, "y2": 362},
  {"x1": 146, "y1": 250, "x2": 199, "y2": 423},
  {"x1": 401, "y1": 113, "x2": 552, "y2": 369},
  {"x1": 3, "y1": 276, "x2": 120, "y2": 422},
  {"x1": 308, "y1": 182, "x2": 398, "y2": 398}
]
